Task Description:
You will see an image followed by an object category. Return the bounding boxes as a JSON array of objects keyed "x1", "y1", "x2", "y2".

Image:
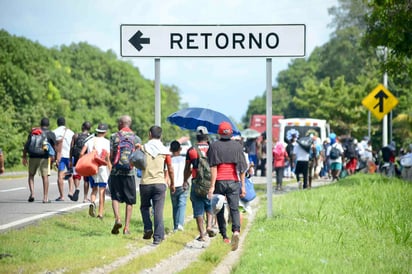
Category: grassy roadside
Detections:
[
  {"x1": 1, "y1": 174, "x2": 411, "y2": 273},
  {"x1": 233, "y1": 174, "x2": 412, "y2": 273}
]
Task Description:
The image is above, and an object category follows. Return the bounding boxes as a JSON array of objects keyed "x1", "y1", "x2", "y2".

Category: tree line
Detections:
[
  {"x1": 0, "y1": 30, "x2": 186, "y2": 168},
  {"x1": 244, "y1": 0, "x2": 411, "y2": 150},
  {"x1": 1, "y1": 0, "x2": 411, "y2": 169}
]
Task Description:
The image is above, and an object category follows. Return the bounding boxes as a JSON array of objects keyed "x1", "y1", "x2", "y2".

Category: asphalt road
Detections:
[
  {"x1": 0, "y1": 171, "x2": 331, "y2": 233},
  {"x1": 0, "y1": 171, "x2": 93, "y2": 232}
]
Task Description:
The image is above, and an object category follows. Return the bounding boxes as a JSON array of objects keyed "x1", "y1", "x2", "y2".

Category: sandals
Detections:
[
  {"x1": 55, "y1": 197, "x2": 64, "y2": 202},
  {"x1": 196, "y1": 235, "x2": 206, "y2": 242},
  {"x1": 28, "y1": 196, "x2": 35, "y2": 202}
]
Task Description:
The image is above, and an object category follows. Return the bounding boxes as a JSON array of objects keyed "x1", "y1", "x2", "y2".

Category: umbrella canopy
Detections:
[
  {"x1": 167, "y1": 107, "x2": 240, "y2": 135},
  {"x1": 241, "y1": 128, "x2": 261, "y2": 139}
]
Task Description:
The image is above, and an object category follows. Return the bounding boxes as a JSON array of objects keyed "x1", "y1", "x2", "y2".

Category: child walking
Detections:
[{"x1": 80, "y1": 123, "x2": 111, "y2": 219}]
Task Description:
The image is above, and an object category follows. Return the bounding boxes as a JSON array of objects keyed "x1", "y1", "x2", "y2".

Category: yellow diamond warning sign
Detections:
[{"x1": 362, "y1": 84, "x2": 398, "y2": 121}]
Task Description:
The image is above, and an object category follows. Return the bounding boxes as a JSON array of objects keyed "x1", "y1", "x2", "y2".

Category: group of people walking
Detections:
[
  {"x1": 270, "y1": 132, "x2": 412, "y2": 190},
  {"x1": 22, "y1": 116, "x2": 248, "y2": 250}
]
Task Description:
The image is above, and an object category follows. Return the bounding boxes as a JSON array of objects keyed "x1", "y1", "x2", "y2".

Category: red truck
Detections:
[{"x1": 249, "y1": 114, "x2": 284, "y2": 141}]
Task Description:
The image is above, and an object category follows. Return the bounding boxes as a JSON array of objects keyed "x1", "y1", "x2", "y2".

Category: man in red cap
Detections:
[{"x1": 207, "y1": 121, "x2": 247, "y2": 251}]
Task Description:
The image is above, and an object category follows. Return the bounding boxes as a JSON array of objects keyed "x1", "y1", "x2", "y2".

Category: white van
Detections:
[{"x1": 278, "y1": 118, "x2": 330, "y2": 143}]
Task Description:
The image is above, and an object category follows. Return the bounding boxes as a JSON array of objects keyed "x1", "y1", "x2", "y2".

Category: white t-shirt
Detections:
[
  {"x1": 171, "y1": 155, "x2": 186, "y2": 188},
  {"x1": 84, "y1": 136, "x2": 110, "y2": 183},
  {"x1": 293, "y1": 144, "x2": 310, "y2": 162},
  {"x1": 327, "y1": 143, "x2": 344, "y2": 164},
  {"x1": 53, "y1": 126, "x2": 75, "y2": 158}
]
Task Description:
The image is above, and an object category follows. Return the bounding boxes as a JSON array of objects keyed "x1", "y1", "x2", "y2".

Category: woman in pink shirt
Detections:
[{"x1": 273, "y1": 141, "x2": 289, "y2": 191}]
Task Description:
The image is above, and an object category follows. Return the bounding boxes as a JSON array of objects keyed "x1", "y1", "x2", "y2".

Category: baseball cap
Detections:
[
  {"x1": 218, "y1": 121, "x2": 233, "y2": 139},
  {"x1": 96, "y1": 123, "x2": 108, "y2": 133},
  {"x1": 196, "y1": 126, "x2": 208, "y2": 135}
]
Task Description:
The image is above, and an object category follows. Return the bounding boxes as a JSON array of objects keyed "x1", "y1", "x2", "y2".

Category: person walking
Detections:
[
  {"x1": 273, "y1": 140, "x2": 289, "y2": 191},
  {"x1": 53, "y1": 117, "x2": 75, "y2": 201},
  {"x1": 0, "y1": 148, "x2": 4, "y2": 174},
  {"x1": 400, "y1": 144, "x2": 412, "y2": 182},
  {"x1": 293, "y1": 137, "x2": 311, "y2": 189},
  {"x1": 139, "y1": 125, "x2": 174, "y2": 245},
  {"x1": 327, "y1": 137, "x2": 345, "y2": 181},
  {"x1": 22, "y1": 117, "x2": 56, "y2": 203},
  {"x1": 169, "y1": 140, "x2": 188, "y2": 232},
  {"x1": 207, "y1": 121, "x2": 248, "y2": 251},
  {"x1": 81, "y1": 123, "x2": 111, "y2": 219},
  {"x1": 70, "y1": 121, "x2": 93, "y2": 203},
  {"x1": 109, "y1": 115, "x2": 141, "y2": 235},
  {"x1": 183, "y1": 126, "x2": 215, "y2": 242}
]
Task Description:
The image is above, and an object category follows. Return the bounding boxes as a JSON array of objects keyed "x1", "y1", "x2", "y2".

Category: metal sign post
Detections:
[{"x1": 121, "y1": 24, "x2": 306, "y2": 218}]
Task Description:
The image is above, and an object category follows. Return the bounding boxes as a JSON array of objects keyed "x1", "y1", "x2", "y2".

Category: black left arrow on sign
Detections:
[
  {"x1": 129, "y1": 31, "x2": 150, "y2": 51},
  {"x1": 373, "y1": 90, "x2": 388, "y2": 113}
]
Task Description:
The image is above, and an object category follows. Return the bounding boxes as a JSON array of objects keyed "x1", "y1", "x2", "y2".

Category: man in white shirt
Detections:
[
  {"x1": 293, "y1": 139, "x2": 310, "y2": 189},
  {"x1": 53, "y1": 117, "x2": 75, "y2": 201}
]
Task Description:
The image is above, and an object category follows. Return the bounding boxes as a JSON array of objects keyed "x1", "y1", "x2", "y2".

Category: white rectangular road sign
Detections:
[{"x1": 121, "y1": 24, "x2": 306, "y2": 57}]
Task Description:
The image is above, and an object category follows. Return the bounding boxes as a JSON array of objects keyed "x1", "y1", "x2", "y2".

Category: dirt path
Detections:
[{"x1": 82, "y1": 177, "x2": 331, "y2": 274}]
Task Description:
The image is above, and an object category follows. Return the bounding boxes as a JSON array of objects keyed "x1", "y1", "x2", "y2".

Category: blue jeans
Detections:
[
  {"x1": 214, "y1": 180, "x2": 241, "y2": 238},
  {"x1": 139, "y1": 184, "x2": 166, "y2": 242},
  {"x1": 170, "y1": 186, "x2": 188, "y2": 230}
]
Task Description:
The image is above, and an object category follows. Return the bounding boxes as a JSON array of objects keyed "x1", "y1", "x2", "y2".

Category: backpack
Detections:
[
  {"x1": 72, "y1": 133, "x2": 93, "y2": 159},
  {"x1": 329, "y1": 145, "x2": 341, "y2": 160},
  {"x1": 27, "y1": 128, "x2": 47, "y2": 157},
  {"x1": 192, "y1": 146, "x2": 211, "y2": 198},
  {"x1": 113, "y1": 132, "x2": 136, "y2": 171},
  {"x1": 344, "y1": 142, "x2": 357, "y2": 159}
]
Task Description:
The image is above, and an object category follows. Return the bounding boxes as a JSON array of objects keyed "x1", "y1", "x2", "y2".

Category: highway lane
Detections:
[{"x1": 0, "y1": 172, "x2": 91, "y2": 232}]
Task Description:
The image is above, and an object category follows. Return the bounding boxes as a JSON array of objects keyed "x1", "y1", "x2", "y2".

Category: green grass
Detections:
[
  {"x1": 233, "y1": 174, "x2": 412, "y2": 273},
  {"x1": 1, "y1": 175, "x2": 411, "y2": 273}
]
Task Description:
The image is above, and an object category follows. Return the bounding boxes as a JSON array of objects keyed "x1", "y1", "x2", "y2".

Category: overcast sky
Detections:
[{"x1": 0, "y1": 0, "x2": 338, "y2": 123}]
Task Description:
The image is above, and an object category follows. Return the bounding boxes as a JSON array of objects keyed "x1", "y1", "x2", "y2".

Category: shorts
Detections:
[
  {"x1": 58, "y1": 157, "x2": 71, "y2": 171},
  {"x1": 89, "y1": 176, "x2": 107, "y2": 188},
  {"x1": 108, "y1": 175, "x2": 136, "y2": 205},
  {"x1": 346, "y1": 158, "x2": 357, "y2": 171},
  {"x1": 190, "y1": 186, "x2": 212, "y2": 218},
  {"x1": 330, "y1": 162, "x2": 342, "y2": 171},
  {"x1": 29, "y1": 158, "x2": 49, "y2": 176}
]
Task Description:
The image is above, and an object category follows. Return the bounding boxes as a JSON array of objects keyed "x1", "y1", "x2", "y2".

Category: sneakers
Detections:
[
  {"x1": 231, "y1": 231, "x2": 240, "y2": 251},
  {"x1": 143, "y1": 230, "x2": 153, "y2": 240},
  {"x1": 72, "y1": 189, "x2": 80, "y2": 202},
  {"x1": 89, "y1": 202, "x2": 96, "y2": 217},
  {"x1": 111, "y1": 221, "x2": 123, "y2": 235},
  {"x1": 223, "y1": 237, "x2": 231, "y2": 244}
]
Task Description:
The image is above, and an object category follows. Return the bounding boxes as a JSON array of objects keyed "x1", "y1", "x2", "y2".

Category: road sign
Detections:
[
  {"x1": 362, "y1": 84, "x2": 398, "y2": 121},
  {"x1": 121, "y1": 24, "x2": 306, "y2": 57}
]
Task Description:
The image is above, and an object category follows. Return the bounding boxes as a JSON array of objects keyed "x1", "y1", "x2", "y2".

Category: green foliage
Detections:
[
  {"x1": 0, "y1": 30, "x2": 185, "y2": 168},
  {"x1": 364, "y1": 0, "x2": 412, "y2": 76},
  {"x1": 244, "y1": 0, "x2": 412, "y2": 149},
  {"x1": 235, "y1": 175, "x2": 412, "y2": 273}
]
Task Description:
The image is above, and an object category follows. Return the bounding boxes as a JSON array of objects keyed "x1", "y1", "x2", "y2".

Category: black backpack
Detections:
[
  {"x1": 72, "y1": 133, "x2": 93, "y2": 159},
  {"x1": 27, "y1": 128, "x2": 47, "y2": 157},
  {"x1": 329, "y1": 145, "x2": 341, "y2": 160},
  {"x1": 344, "y1": 142, "x2": 357, "y2": 159}
]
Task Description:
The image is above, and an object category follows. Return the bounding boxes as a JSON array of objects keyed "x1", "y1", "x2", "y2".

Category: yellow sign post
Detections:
[{"x1": 362, "y1": 84, "x2": 398, "y2": 121}]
